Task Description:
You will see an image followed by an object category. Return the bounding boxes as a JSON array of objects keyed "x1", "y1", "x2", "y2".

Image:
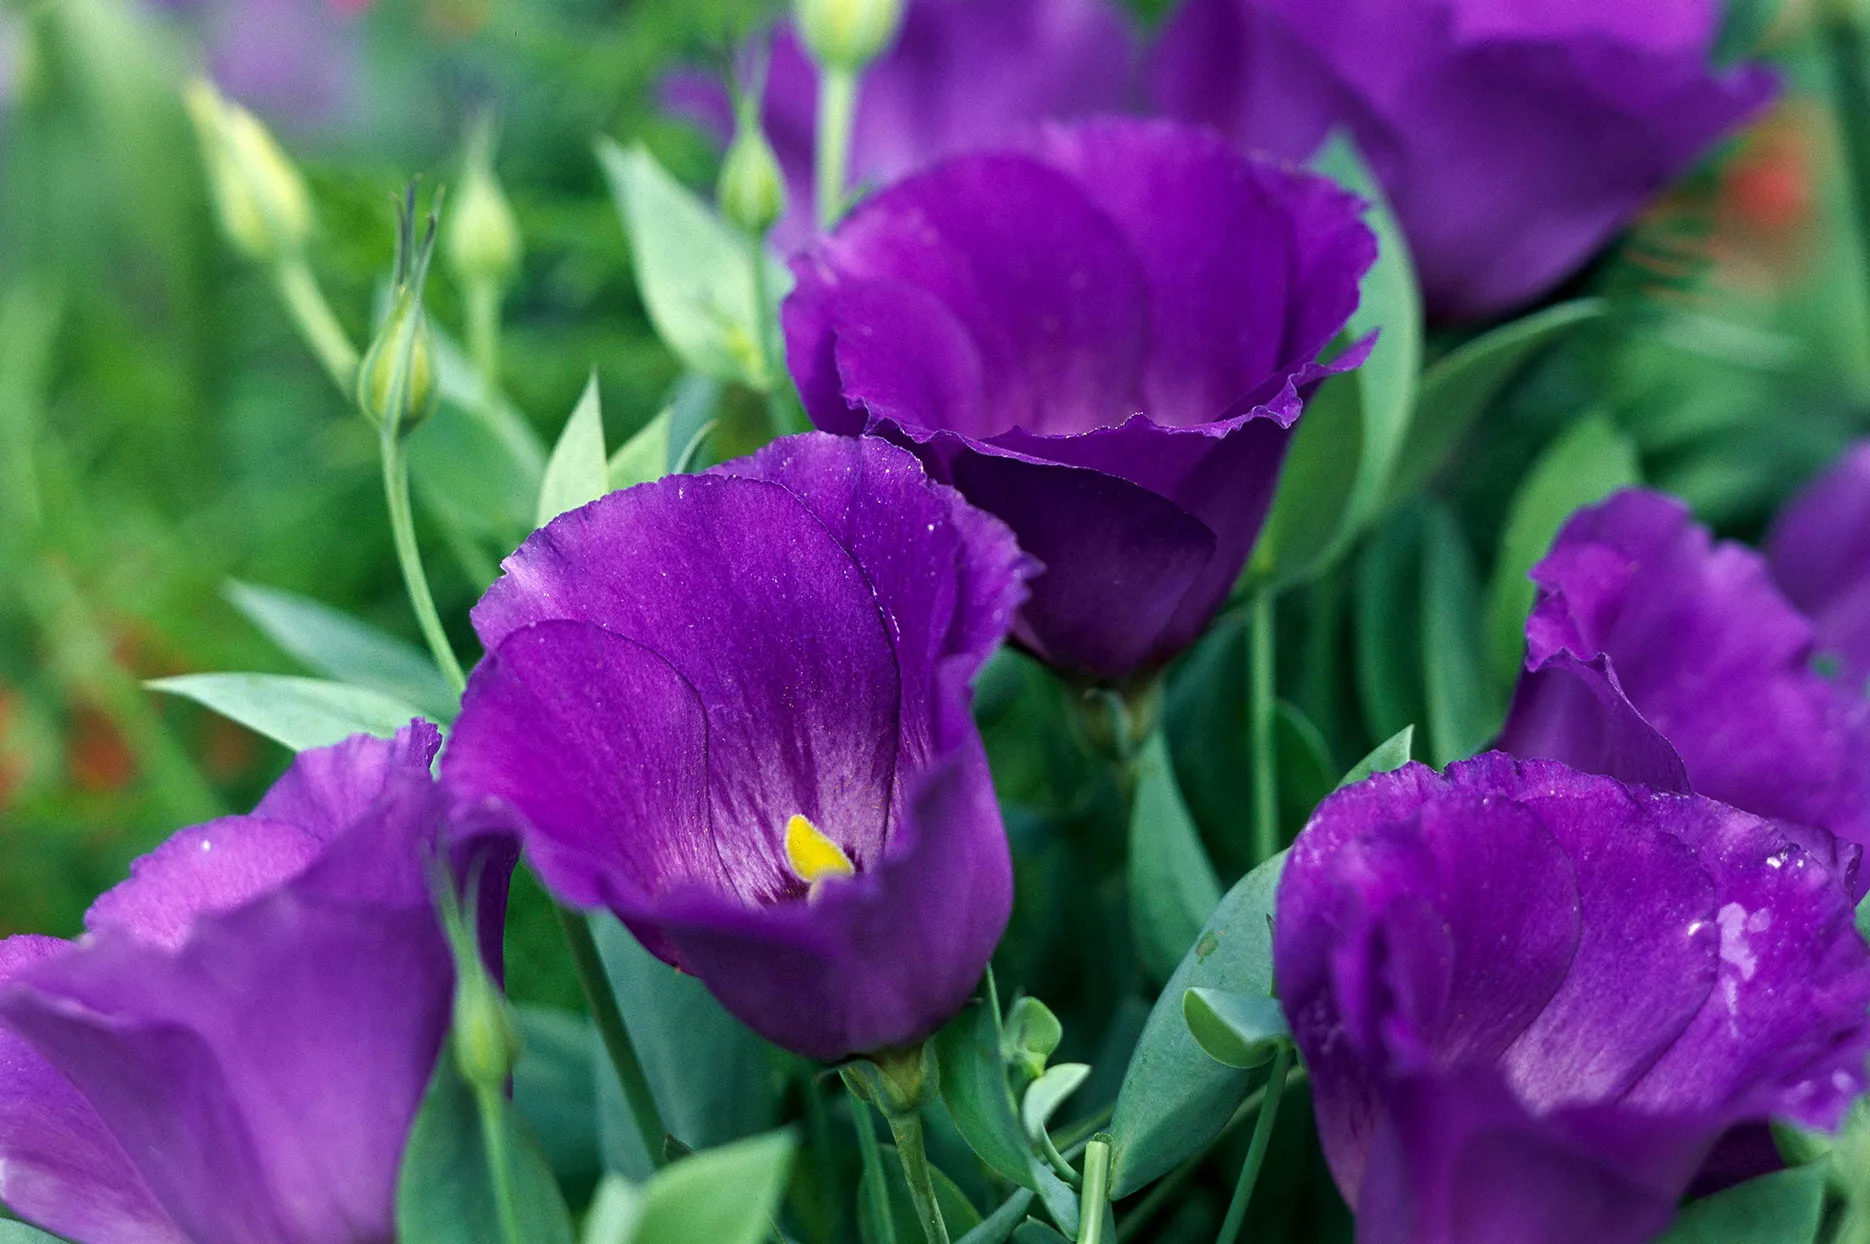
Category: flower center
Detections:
[{"x1": 785, "y1": 814, "x2": 856, "y2": 895}]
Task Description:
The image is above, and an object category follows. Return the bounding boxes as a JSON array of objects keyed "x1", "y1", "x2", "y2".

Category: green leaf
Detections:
[
  {"x1": 1483, "y1": 413, "x2": 1641, "y2": 687},
  {"x1": 1002, "y1": 996, "x2": 1063, "y2": 1079},
  {"x1": 630, "y1": 1131, "x2": 797, "y2": 1244},
  {"x1": 1259, "y1": 128, "x2": 1423, "y2": 586},
  {"x1": 1857, "y1": 890, "x2": 1870, "y2": 943},
  {"x1": 396, "y1": 1044, "x2": 577, "y2": 1244},
  {"x1": 935, "y1": 999, "x2": 1039, "y2": 1190},
  {"x1": 411, "y1": 327, "x2": 545, "y2": 553},
  {"x1": 1651, "y1": 1165, "x2": 1827, "y2": 1244},
  {"x1": 1109, "y1": 851, "x2": 1286, "y2": 1197},
  {"x1": 609, "y1": 408, "x2": 672, "y2": 492},
  {"x1": 590, "y1": 917, "x2": 779, "y2": 1179},
  {"x1": 537, "y1": 374, "x2": 611, "y2": 528},
  {"x1": 511, "y1": 1006, "x2": 603, "y2": 1208},
  {"x1": 1274, "y1": 700, "x2": 1337, "y2": 831},
  {"x1": 0, "y1": 1224, "x2": 70, "y2": 1244},
  {"x1": 1128, "y1": 730, "x2": 1223, "y2": 984},
  {"x1": 224, "y1": 581, "x2": 457, "y2": 722},
  {"x1": 1010, "y1": 1221, "x2": 1070, "y2": 1244},
  {"x1": 147, "y1": 673, "x2": 427, "y2": 753},
  {"x1": 1020, "y1": 1063, "x2": 1091, "y2": 1141},
  {"x1": 858, "y1": 1143, "x2": 984, "y2": 1244},
  {"x1": 597, "y1": 139, "x2": 791, "y2": 389},
  {"x1": 1383, "y1": 299, "x2": 1606, "y2": 510},
  {"x1": 1338, "y1": 726, "x2": 1415, "y2": 790},
  {"x1": 581, "y1": 1176, "x2": 645, "y2": 1244},
  {"x1": 1355, "y1": 505, "x2": 1429, "y2": 744},
  {"x1": 1420, "y1": 503, "x2": 1502, "y2": 767},
  {"x1": 1182, "y1": 988, "x2": 1289, "y2": 1070},
  {"x1": 954, "y1": 1190, "x2": 1036, "y2": 1244}
]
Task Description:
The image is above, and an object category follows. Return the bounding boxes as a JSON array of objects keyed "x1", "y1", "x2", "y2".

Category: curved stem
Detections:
[
  {"x1": 814, "y1": 67, "x2": 858, "y2": 231},
  {"x1": 1249, "y1": 589, "x2": 1280, "y2": 864},
  {"x1": 472, "y1": 1081, "x2": 527, "y2": 1244},
  {"x1": 1215, "y1": 1045, "x2": 1293, "y2": 1244},
  {"x1": 557, "y1": 908, "x2": 670, "y2": 1168},
  {"x1": 881, "y1": 1106, "x2": 949, "y2": 1244},
  {"x1": 380, "y1": 427, "x2": 468, "y2": 694},
  {"x1": 274, "y1": 256, "x2": 360, "y2": 396}
]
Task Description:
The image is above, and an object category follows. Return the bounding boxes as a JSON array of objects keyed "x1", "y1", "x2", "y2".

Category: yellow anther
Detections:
[{"x1": 785, "y1": 814, "x2": 855, "y2": 886}]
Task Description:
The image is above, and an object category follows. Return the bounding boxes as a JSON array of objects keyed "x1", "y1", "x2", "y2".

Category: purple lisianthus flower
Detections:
[
  {"x1": 1770, "y1": 441, "x2": 1870, "y2": 690},
  {"x1": 1150, "y1": 0, "x2": 1778, "y2": 320},
  {"x1": 0, "y1": 723, "x2": 505, "y2": 1244},
  {"x1": 151, "y1": 0, "x2": 362, "y2": 123},
  {"x1": 442, "y1": 433, "x2": 1034, "y2": 1063},
  {"x1": 1278, "y1": 753, "x2": 1870, "y2": 1244},
  {"x1": 1497, "y1": 488, "x2": 1870, "y2": 863},
  {"x1": 783, "y1": 117, "x2": 1374, "y2": 685},
  {"x1": 664, "y1": 0, "x2": 1134, "y2": 251}
]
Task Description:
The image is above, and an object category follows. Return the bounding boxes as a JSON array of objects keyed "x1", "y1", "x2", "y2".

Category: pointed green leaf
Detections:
[
  {"x1": 1651, "y1": 1165, "x2": 1826, "y2": 1244},
  {"x1": 1858, "y1": 891, "x2": 1870, "y2": 943},
  {"x1": 954, "y1": 1190, "x2": 1036, "y2": 1244},
  {"x1": 1182, "y1": 988, "x2": 1289, "y2": 1070},
  {"x1": 581, "y1": 1176, "x2": 645, "y2": 1244},
  {"x1": 1384, "y1": 299, "x2": 1606, "y2": 509},
  {"x1": 0, "y1": 1225, "x2": 70, "y2": 1244},
  {"x1": 1275, "y1": 699, "x2": 1337, "y2": 831},
  {"x1": 225, "y1": 581, "x2": 457, "y2": 721},
  {"x1": 935, "y1": 999, "x2": 1039, "y2": 1190},
  {"x1": 1109, "y1": 851, "x2": 1286, "y2": 1196},
  {"x1": 148, "y1": 673, "x2": 427, "y2": 753},
  {"x1": 1020, "y1": 1063, "x2": 1091, "y2": 1141},
  {"x1": 1421, "y1": 503, "x2": 1502, "y2": 766},
  {"x1": 396, "y1": 1044, "x2": 577, "y2": 1244},
  {"x1": 609, "y1": 409, "x2": 672, "y2": 492},
  {"x1": 1483, "y1": 412, "x2": 1640, "y2": 687},
  {"x1": 512, "y1": 1006, "x2": 603, "y2": 1207},
  {"x1": 1002, "y1": 996, "x2": 1063, "y2": 1079},
  {"x1": 1355, "y1": 507, "x2": 1429, "y2": 744},
  {"x1": 630, "y1": 1132, "x2": 797, "y2": 1244},
  {"x1": 1128, "y1": 731, "x2": 1223, "y2": 984},
  {"x1": 537, "y1": 375, "x2": 610, "y2": 528},
  {"x1": 597, "y1": 139, "x2": 791, "y2": 389},
  {"x1": 1338, "y1": 726, "x2": 1415, "y2": 790}
]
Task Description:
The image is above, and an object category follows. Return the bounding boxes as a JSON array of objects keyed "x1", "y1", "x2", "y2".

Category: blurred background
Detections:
[{"x1": 0, "y1": 0, "x2": 1862, "y2": 961}]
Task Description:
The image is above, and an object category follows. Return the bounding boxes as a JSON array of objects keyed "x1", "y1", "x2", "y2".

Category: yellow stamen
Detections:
[{"x1": 785, "y1": 814, "x2": 855, "y2": 885}]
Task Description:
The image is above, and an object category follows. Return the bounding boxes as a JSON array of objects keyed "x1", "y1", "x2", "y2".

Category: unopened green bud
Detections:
[
  {"x1": 718, "y1": 123, "x2": 788, "y2": 237},
  {"x1": 444, "y1": 122, "x2": 522, "y2": 291},
  {"x1": 795, "y1": 0, "x2": 904, "y2": 72},
  {"x1": 359, "y1": 189, "x2": 442, "y2": 436},
  {"x1": 453, "y1": 963, "x2": 521, "y2": 1092},
  {"x1": 184, "y1": 79, "x2": 313, "y2": 263}
]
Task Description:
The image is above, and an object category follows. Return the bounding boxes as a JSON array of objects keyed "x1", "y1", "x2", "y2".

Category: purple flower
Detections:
[
  {"x1": 782, "y1": 117, "x2": 1374, "y2": 684},
  {"x1": 664, "y1": 0, "x2": 1134, "y2": 251},
  {"x1": 1277, "y1": 753, "x2": 1870, "y2": 1244},
  {"x1": 1150, "y1": 0, "x2": 1777, "y2": 319},
  {"x1": 441, "y1": 434, "x2": 1033, "y2": 1063},
  {"x1": 1770, "y1": 441, "x2": 1870, "y2": 690},
  {"x1": 153, "y1": 0, "x2": 361, "y2": 124},
  {"x1": 0, "y1": 723, "x2": 504, "y2": 1244},
  {"x1": 1497, "y1": 488, "x2": 1870, "y2": 864}
]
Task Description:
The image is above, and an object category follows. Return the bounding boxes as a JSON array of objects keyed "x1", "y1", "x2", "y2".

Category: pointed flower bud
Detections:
[
  {"x1": 794, "y1": 0, "x2": 904, "y2": 72},
  {"x1": 718, "y1": 119, "x2": 788, "y2": 238},
  {"x1": 184, "y1": 79, "x2": 313, "y2": 263},
  {"x1": 444, "y1": 119, "x2": 522, "y2": 292},
  {"x1": 358, "y1": 188, "x2": 441, "y2": 437},
  {"x1": 437, "y1": 855, "x2": 521, "y2": 1093}
]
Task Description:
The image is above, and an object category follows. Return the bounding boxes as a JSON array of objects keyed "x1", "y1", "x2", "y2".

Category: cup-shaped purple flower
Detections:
[
  {"x1": 441, "y1": 434, "x2": 1034, "y2": 1063},
  {"x1": 1497, "y1": 488, "x2": 1870, "y2": 860},
  {"x1": 1278, "y1": 753, "x2": 1870, "y2": 1244},
  {"x1": 783, "y1": 117, "x2": 1375, "y2": 685},
  {"x1": 0, "y1": 722, "x2": 506, "y2": 1244},
  {"x1": 1770, "y1": 440, "x2": 1870, "y2": 690},
  {"x1": 663, "y1": 0, "x2": 1135, "y2": 251},
  {"x1": 1151, "y1": 0, "x2": 1778, "y2": 320}
]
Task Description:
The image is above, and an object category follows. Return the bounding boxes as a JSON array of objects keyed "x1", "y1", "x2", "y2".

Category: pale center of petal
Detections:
[{"x1": 785, "y1": 814, "x2": 855, "y2": 893}]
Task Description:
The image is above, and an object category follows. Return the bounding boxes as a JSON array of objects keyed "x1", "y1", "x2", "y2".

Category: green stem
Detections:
[
  {"x1": 882, "y1": 1107, "x2": 949, "y2": 1244},
  {"x1": 1249, "y1": 589, "x2": 1280, "y2": 864},
  {"x1": 1215, "y1": 1046, "x2": 1293, "y2": 1244},
  {"x1": 745, "y1": 229, "x2": 799, "y2": 438},
  {"x1": 274, "y1": 256, "x2": 360, "y2": 396},
  {"x1": 472, "y1": 1082, "x2": 527, "y2": 1244},
  {"x1": 802, "y1": 1066, "x2": 844, "y2": 1240},
  {"x1": 1076, "y1": 1136, "x2": 1112, "y2": 1244},
  {"x1": 380, "y1": 427, "x2": 468, "y2": 694},
  {"x1": 814, "y1": 67, "x2": 858, "y2": 230},
  {"x1": 1825, "y1": 0, "x2": 1870, "y2": 341},
  {"x1": 466, "y1": 278, "x2": 502, "y2": 419},
  {"x1": 557, "y1": 908, "x2": 670, "y2": 1168},
  {"x1": 849, "y1": 1081, "x2": 900, "y2": 1244}
]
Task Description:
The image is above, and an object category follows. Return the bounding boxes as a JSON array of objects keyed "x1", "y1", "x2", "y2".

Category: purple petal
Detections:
[
  {"x1": 0, "y1": 937, "x2": 188, "y2": 1244},
  {"x1": 1769, "y1": 440, "x2": 1870, "y2": 688}
]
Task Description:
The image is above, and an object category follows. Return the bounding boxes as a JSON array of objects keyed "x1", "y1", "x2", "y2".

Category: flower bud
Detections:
[
  {"x1": 184, "y1": 79, "x2": 313, "y2": 263},
  {"x1": 444, "y1": 122, "x2": 522, "y2": 291},
  {"x1": 794, "y1": 0, "x2": 904, "y2": 73},
  {"x1": 452, "y1": 961, "x2": 521, "y2": 1092},
  {"x1": 718, "y1": 123, "x2": 788, "y2": 237},
  {"x1": 358, "y1": 189, "x2": 441, "y2": 436}
]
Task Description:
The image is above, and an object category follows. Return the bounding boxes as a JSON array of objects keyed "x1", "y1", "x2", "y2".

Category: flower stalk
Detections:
[
  {"x1": 1076, "y1": 1135, "x2": 1113, "y2": 1244},
  {"x1": 1249, "y1": 589, "x2": 1279, "y2": 864},
  {"x1": 1215, "y1": 1044, "x2": 1292, "y2": 1244},
  {"x1": 557, "y1": 909, "x2": 670, "y2": 1168}
]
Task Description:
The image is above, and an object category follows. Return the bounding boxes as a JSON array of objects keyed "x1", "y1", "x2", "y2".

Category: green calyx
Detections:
[{"x1": 358, "y1": 186, "x2": 442, "y2": 438}]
